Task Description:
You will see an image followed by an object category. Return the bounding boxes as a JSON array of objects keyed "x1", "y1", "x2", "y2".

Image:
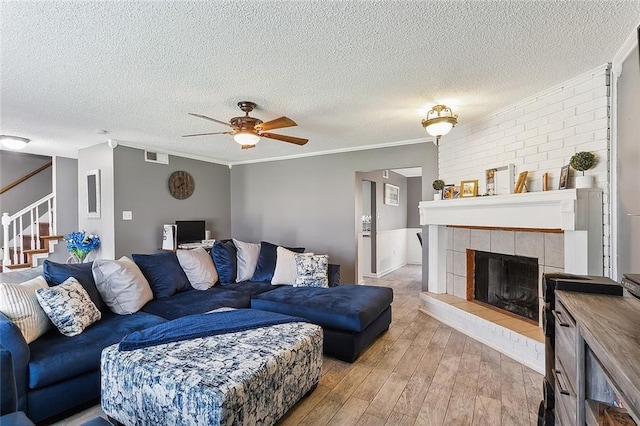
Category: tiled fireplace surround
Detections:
[{"x1": 418, "y1": 189, "x2": 603, "y2": 373}]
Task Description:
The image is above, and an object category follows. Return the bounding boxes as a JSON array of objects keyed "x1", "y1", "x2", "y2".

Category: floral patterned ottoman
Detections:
[{"x1": 101, "y1": 321, "x2": 323, "y2": 425}]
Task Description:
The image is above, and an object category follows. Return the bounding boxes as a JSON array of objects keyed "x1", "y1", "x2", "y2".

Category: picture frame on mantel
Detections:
[
  {"x1": 460, "y1": 180, "x2": 478, "y2": 197},
  {"x1": 559, "y1": 164, "x2": 569, "y2": 190},
  {"x1": 485, "y1": 163, "x2": 515, "y2": 195},
  {"x1": 384, "y1": 183, "x2": 399, "y2": 206}
]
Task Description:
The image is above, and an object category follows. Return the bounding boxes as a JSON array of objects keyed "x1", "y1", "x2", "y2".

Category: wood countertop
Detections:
[{"x1": 556, "y1": 290, "x2": 640, "y2": 422}]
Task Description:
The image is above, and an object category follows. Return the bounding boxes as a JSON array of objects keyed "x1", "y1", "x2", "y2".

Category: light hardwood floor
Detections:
[{"x1": 57, "y1": 265, "x2": 543, "y2": 426}]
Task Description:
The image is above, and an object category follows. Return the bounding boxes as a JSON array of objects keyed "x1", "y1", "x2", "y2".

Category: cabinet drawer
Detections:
[
  {"x1": 554, "y1": 357, "x2": 577, "y2": 426},
  {"x1": 554, "y1": 299, "x2": 577, "y2": 389}
]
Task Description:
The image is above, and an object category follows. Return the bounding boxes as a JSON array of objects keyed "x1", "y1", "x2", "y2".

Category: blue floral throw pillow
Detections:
[
  {"x1": 36, "y1": 277, "x2": 101, "y2": 337},
  {"x1": 294, "y1": 254, "x2": 329, "y2": 288}
]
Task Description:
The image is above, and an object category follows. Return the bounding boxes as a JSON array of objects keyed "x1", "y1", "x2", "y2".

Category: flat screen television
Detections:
[{"x1": 175, "y1": 220, "x2": 205, "y2": 244}]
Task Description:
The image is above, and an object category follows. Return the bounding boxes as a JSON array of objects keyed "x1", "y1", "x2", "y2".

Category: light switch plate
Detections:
[{"x1": 122, "y1": 211, "x2": 133, "y2": 221}]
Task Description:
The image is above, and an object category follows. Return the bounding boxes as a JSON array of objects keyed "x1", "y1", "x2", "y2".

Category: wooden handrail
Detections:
[{"x1": 0, "y1": 161, "x2": 52, "y2": 195}]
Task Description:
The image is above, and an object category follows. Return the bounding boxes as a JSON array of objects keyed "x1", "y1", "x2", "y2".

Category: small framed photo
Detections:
[
  {"x1": 452, "y1": 186, "x2": 461, "y2": 199},
  {"x1": 384, "y1": 183, "x2": 399, "y2": 206},
  {"x1": 460, "y1": 180, "x2": 478, "y2": 198},
  {"x1": 514, "y1": 171, "x2": 528, "y2": 193},
  {"x1": 559, "y1": 165, "x2": 569, "y2": 190},
  {"x1": 443, "y1": 184, "x2": 455, "y2": 199}
]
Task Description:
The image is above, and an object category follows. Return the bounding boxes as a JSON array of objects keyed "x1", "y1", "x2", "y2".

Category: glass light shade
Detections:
[
  {"x1": 233, "y1": 132, "x2": 260, "y2": 146},
  {"x1": 0, "y1": 135, "x2": 30, "y2": 149},
  {"x1": 425, "y1": 121, "x2": 454, "y2": 137}
]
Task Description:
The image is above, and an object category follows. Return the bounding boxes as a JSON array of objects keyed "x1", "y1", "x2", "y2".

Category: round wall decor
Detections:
[{"x1": 168, "y1": 170, "x2": 195, "y2": 200}]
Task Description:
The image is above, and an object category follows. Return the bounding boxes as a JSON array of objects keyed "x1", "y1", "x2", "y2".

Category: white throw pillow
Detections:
[
  {"x1": 92, "y1": 256, "x2": 153, "y2": 315},
  {"x1": 36, "y1": 277, "x2": 101, "y2": 337},
  {"x1": 176, "y1": 247, "x2": 218, "y2": 290},
  {"x1": 0, "y1": 276, "x2": 50, "y2": 343},
  {"x1": 233, "y1": 239, "x2": 261, "y2": 282},
  {"x1": 271, "y1": 247, "x2": 313, "y2": 285},
  {"x1": 295, "y1": 254, "x2": 330, "y2": 288}
]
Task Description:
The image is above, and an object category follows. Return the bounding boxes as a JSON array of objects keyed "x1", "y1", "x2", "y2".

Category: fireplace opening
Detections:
[{"x1": 472, "y1": 250, "x2": 539, "y2": 322}]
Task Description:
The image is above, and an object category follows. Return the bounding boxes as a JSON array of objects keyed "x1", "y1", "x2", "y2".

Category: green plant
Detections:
[
  {"x1": 570, "y1": 151, "x2": 595, "y2": 175},
  {"x1": 432, "y1": 179, "x2": 445, "y2": 191}
]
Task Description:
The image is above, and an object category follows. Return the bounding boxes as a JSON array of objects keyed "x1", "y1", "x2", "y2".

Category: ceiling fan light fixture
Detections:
[
  {"x1": 0, "y1": 135, "x2": 30, "y2": 150},
  {"x1": 233, "y1": 131, "x2": 260, "y2": 146},
  {"x1": 421, "y1": 105, "x2": 458, "y2": 140}
]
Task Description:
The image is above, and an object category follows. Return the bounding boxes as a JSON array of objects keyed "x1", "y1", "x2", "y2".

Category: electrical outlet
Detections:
[{"x1": 122, "y1": 211, "x2": 133, "y2": 221}]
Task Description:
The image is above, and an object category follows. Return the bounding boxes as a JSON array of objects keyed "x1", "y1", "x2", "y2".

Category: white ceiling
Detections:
[{"x1": 1, "y1": 1, "x2": 638, "y2": 165}]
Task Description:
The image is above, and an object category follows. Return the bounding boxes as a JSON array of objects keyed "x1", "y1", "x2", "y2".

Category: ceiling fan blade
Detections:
[
  {"x1": 241, "y1": 145, "x2": 256, "y2": 150},
  {"x1": 261, "y1": 132, "x2": 308, "y2": 146},
  {"x1": 182, "y1": 131, "x2": 232, "y2": 137},
  {"x1": 256, "y1": 116, "x2": 297, "y2": 131},
  {"x1": 188, "y1": 113, "x2": 232, "y2": 127}
]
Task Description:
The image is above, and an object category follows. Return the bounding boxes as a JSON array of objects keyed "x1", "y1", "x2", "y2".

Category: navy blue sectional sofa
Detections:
[{"x1": 0, "y1": 253, "x2": 392, "y2": 423}]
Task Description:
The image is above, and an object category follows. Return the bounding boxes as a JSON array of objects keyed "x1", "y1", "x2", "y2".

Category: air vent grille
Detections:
[{"x1": 144, "y1": 151, "x2": 169, "y2": 165}]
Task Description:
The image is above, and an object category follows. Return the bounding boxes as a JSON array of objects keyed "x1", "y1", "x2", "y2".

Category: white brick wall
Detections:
[{"x1": 439, "y1": 64, "x2": 611, "y2": 276}]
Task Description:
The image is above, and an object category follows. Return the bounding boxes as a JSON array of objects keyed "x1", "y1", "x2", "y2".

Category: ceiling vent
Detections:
[{"x1": 144, "y1": 150, "x2": 169, "y2": 165}]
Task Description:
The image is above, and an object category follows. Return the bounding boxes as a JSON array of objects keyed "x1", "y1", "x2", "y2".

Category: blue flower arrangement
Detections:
[{"x1": 65, "y1": 231, "x2": 100, "y2": 262}]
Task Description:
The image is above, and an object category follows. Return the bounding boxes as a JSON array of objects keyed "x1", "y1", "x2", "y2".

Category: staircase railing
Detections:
[
  {"x1": 0, "y1": 160, "x2": 52, "y2": 195},
  {"x1": 2, "y1": 193, "x2": 56, "y2": 271}
]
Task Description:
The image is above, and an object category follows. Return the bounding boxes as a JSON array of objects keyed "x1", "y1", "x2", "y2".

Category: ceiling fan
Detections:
[{"x1": 183, "y1": 101, "x2": 308, "y2": 150}]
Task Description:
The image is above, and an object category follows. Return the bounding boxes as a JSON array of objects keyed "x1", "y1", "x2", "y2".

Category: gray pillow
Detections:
[
  {"x1": 36, "y1": 277, "x2": 101, "y2": 337},
  {"x1": 233, "y1": 239, "x2": 261, "y2": 282},
  {"x1": 176, "y1": 247, "x2": 218, "y2": 290},
  {"x1": 92, "y1": 257, "x2": 153, "y2": 315}
]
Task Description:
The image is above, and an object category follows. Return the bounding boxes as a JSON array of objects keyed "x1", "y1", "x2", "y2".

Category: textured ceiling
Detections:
[{"x1": 1, "y1": 1, "x2": 639, "y2": 164}]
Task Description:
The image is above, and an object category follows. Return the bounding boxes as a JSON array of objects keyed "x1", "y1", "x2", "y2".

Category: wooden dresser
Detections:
[{"x1": 555, "y1": 290, "x2": 640, "y2": 425}]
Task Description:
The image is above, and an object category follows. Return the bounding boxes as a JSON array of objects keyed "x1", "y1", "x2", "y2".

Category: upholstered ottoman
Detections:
[
  {"x1": 251, "y1": 285, "x2": 393, "y2": 362},
  {"x1": 101, "y1": 311, "x2": 322, "y2": 425}
]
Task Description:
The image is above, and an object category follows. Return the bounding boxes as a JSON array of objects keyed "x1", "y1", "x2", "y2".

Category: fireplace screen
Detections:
[{"x1": 473, "y1": 251, "x2": 539, "y2": 321}]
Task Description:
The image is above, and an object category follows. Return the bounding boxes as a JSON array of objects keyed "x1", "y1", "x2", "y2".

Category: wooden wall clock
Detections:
[{"x1": 168, "y1": 170, "x2": 195, "y2": 200}]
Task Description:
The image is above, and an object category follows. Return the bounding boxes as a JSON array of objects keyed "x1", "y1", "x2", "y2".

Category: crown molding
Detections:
[
  {"x1": 228, "y1": 137, "x2": 431, "y2": 166},
  {"x1": 612, "y1": 23, "x2": 639, "y2": 77}
]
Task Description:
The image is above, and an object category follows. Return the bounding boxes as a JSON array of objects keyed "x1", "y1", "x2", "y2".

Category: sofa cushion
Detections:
[
  {"x1": 132, "y1": 252, "x2": 191, "y2": 298},
  {"x1": 251, "y1": 285, "x2": 393, "y2": 333},
  {"x1": 43, "y1": 261, "x2": 107, "y2": 313},
  {"x1": 36, "y1": 278, "x2": 101, "y2": 337},
  {"x1": 252, "y1": 242, "x2": 305, "y2": 283},
  {"x1": 0, "y1": 277, "x2": 50, "y2": 344},
  {"x1": 233, "y1": 239, "x2": 260, "y2": 282},
  {"x1": 211, "y1": 240, "x2": 237, "y2": 285},
  {"x1": 295, "y1": 254, "x2": 329, "y2": 288},
  {"x1": 27, "y1": 311, "x2": 166, "y2": 390},
  {"x1": 92, "y1": 257, "x2": 153, "y2": 315},
  {"x1": 217, "y1": 281, "x2": 277, "y2": 297},
  {"x1": 176, "y1": 248, "x2": 218, "y2": 290},
  {"x1": 141, "y1": 287, "x2": 251, "y2": 320},
  {"x1": 272, "y1": 247, "x2": 312, "y2": 285}
]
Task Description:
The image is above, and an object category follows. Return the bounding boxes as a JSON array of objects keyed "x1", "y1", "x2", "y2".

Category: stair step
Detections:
[
  {"x1": 3, "y1": 263, "x2": 32, "y2": 270},
  {"x1": 22, "y1": 249, "x2": 49, "y2": 255},
  {"x1": 41, "y1": 235, "x2": 63, "y2": 241}
]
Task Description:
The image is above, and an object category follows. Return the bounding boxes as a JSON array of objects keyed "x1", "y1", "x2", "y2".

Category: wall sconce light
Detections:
[
  {"x1": 421, "y1": 105, "x2": 458, "y2": 145},
  {"x1": 0, "y1": 135, "x2": 30, "y2": 150}
]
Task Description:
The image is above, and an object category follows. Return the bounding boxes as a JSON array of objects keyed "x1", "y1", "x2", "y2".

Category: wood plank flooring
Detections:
[{"x1": 56, "y1": 265, "x2": 543, "y2": 426}]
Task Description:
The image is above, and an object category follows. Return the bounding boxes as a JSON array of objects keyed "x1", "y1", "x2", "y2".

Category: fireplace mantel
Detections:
[
  {"x1": 419, "y1": 188, "x2": 601, "y2": 230},
  {"x1": 420, "y1": 188, "x2": 603, "y2": 294}
]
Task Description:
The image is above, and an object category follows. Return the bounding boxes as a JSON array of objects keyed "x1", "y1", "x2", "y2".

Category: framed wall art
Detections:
[
  {"x1": 86, "y1": 169, "x2": 101, "y2": 218},
  {"x1": 384, "y1": 183, "x2": 399, "y2": 206},
  {"x1": 485, "y1": 163, "x2": 515, "y2": 195}
]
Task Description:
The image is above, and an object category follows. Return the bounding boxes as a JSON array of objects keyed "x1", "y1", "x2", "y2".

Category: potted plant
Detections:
[
  {"x1": 432, "y1": 179, "x2": 445, "y2": 200},
  {"x1": 65, "y1": 230, "x2": 100, "y2": 263},
  {"x1": 570, "y1": 151, "x2": 596, "y2": 188}
]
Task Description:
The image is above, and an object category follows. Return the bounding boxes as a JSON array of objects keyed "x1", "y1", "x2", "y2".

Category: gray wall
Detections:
[
  {"x1": 0, "y1": 151, "x2": 52, "y2": 216},
  {"x1": 357, "y1": 170, "x2": 407, "y2": 231},
  {"x1": 78, "y1": 143, "x2": 116, "y2": 259},
  {"x1": 230, "y1": 143, "x2": 439, "y2": 283},
  {"x1": 616, "y1": 45, "x2": 640, "y2": 279},
  {"x1": 48, "y1": 156, "x2": 79, "y2": 263},
  {"x1": 406, "y1": 176, "x2": 422, "y2": 228},
  {"x1": 113, "y1": 146, "x2": 231, "y2": 257}
]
